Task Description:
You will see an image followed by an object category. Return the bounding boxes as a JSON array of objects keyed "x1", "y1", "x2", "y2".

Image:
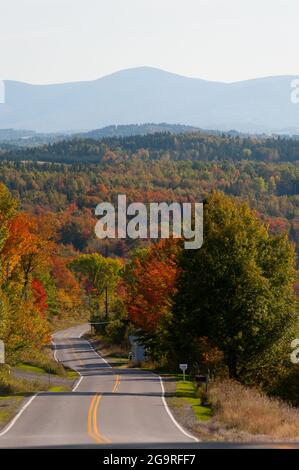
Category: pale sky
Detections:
[{"x1": 1, "y1": 0, "x2": 299, "y2": 84}]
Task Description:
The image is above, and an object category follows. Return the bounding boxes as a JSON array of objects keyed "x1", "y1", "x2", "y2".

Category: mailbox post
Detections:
[{"x1": 195, "y1": 374, "x2": 209, "y2": 395}]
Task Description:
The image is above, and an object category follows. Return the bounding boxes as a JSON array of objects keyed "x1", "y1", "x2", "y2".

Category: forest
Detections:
[
  {"x1": 1, "y1": 132, "x2": 299, "y2": 163},
  {"x1": 0, "y1": 156, "x2": 298, "y2": 260},
  {"x1": 0, "y1": 131, "x2": 298, "y2": 408}
]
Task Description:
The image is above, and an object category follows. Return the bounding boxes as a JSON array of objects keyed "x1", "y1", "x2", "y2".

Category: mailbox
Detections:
[{"x1": 195, "y1": 375, "x2": 207, "y2": 384}]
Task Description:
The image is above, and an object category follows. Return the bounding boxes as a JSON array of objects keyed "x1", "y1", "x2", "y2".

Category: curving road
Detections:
[{"x1": 0, "y1": 324, "x2": 197, "y2": 448}]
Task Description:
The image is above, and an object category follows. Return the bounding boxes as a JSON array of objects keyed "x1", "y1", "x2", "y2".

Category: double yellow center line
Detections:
[
  {"x1": 112, "y1": 374, "x2": 121, "y2": 394},
  {"x1": 65, "y1": 336, "x2": 120, "y2": 444},
  {"x1": 87, "y1": 375, "x2": 120, "y2": 444},
  {"x1": 87, "y1": 394, "x2": 111, "y2": 444}
]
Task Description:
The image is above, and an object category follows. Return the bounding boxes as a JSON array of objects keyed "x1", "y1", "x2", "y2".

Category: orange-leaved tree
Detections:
[{"x1": 123, "y1": 240, "x2": 180, "y2": 334}]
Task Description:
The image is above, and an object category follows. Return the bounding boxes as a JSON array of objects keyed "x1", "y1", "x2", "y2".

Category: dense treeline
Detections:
[
  {"x1": 75, "y1": 123, "x2": 200, "y2": 140},
  {"x1": 0, "y1": 124, "x2": 200, "y2": 145},
  {"x1": 0, "y1": 185, "x2": 298, "y2": 405},
  {"x1": 1, "y1": 132, "x2": 299, "y2": 409},
  {"x1": 0, "y1": 183, "x2": 128, "y2": 379},
  {"x1": 121, "y1": 194, "x2": 299, "y2": 404},
  {"x1": 1, "y1": 132, "x2": 299, "y2": 163},
  {"x1": 0, "y1": 159, "x2": 298, "y2": 260},
  {"x1": 0, "y1": 184, "x2": 87, "y2": 366}
]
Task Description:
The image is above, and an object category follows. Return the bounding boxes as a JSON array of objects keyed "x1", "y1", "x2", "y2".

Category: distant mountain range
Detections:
[
  {"x1": 0, "y1": 123, "x2": 202, "y2": 145},
  {"x1": 74, "y1": 123, "x2": 200, "y2": 139},
  {"x1": 0, "y1": 67, "x2": 299, "y2": 134}
]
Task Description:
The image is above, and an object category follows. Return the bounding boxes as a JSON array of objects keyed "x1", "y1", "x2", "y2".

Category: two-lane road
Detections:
[{"x1": 0, "y1": 324, "x2": 197, "y2": 447}]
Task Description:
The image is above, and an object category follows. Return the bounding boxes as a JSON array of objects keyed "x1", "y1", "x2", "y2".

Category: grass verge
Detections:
[
  {"x1": 65, "y1": 369, "x2": 79, "y2": 379},
  {"x1": 0, "y1": 372, "x2": 44, "y2": 431},
  {"x1": 48, "y1": 386, "x2": 70, "y2": 392},
  {"x1": 0, "y1": 395, "x2": 24, "y2": 429},
  {"x1": 18, "y1": 347, "x2": 66, "y2": 376},
  {"x1": 16, "y1": 363, "x2": 48, "y2": 375},
  {"x1": 0, "y1": 365, "x2": 73, "y2": 430},
  {"x1": 164, "y1": 376, "x2": 299, "y2": 441},
  {"x1": 175, "y1": 379, "x2": 213, "y2": 421}
]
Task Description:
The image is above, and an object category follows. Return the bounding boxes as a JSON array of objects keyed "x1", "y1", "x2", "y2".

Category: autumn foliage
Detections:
[
  {"x1": 123, "y1": 240, "x2": 179, "y2": 333},
  {"x1": 31, "y1": 279, "x2": 48, "y2": 317},
  {"x1": 0, "y1": 184, "x2": 85, "y2": 362}
]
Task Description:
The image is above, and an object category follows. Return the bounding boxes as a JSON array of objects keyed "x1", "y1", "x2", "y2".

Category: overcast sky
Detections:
[{"x1": 1, "y1": 0, "x2": 298, "y2": 84}]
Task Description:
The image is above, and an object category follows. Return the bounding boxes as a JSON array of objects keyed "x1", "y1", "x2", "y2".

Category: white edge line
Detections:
[
  {"x1": 51, "y1": 340, "x2": 58, "y2": 362},
  {"x1": 158, "y1": 375, "x2": 199, "y2": 442},
  {"x1": 73, "y1": 328, "x2": 111, "y2": 388},
  {"x1": 83, "y1": 329, "x2": 196, "y2": 440},
  {"x1": 84, "y1": 339, "x2": 112, "y2": 368},
  {"x1": 84, "y1": 332, "x2": 198, "y2": 442},
  {"x1": 74, "y1": 323, "x2": 111, "y2": 368},
  {"x1": 72, "y1": 375, "x2": 83, "y2": 392},
  {"x1": 0, "y1": 327, "x2": 88, "y2": 437},
  {"x1": 75, "y1": 324, "x2": 111, "y2": 365},
  {"x1": 0, "y1": 326, "x2": 196, "y2": 441},
  {"x1": 52, "y1": 335, "x2": 84, "y2": 392},
  {"x1": 0, "y1": 393, "x2": 39, "y2": 437},
  {"x1": 78, "y1": 329, "x2": 88, "y2": 338}
]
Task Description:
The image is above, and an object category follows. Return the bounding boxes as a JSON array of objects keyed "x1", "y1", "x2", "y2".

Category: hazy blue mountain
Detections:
[
  {"x1": 0, "y1": 128, "x2": 37, "y2": 140},
  {"x1": 0, "y1": 128, "x2": 69, "y2": 146},
  {"x1": 75, "y1": 123, "x2": 200, "y2": 139},
  {"x1": 0, "y1": 123, "x2": 201, "y2": 146},
  {"x1": 0, "y1": 67, "x2": 298, "y2": 133}
]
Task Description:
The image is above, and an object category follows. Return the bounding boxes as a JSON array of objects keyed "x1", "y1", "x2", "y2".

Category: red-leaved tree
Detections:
[{"x1": 123, "y1": 240, "x2": 180, "y2": 333}]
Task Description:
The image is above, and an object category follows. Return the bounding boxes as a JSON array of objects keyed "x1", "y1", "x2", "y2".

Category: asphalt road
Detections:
[{"x1": 0, "y1": 324, "x2": 197, "y2": 447}]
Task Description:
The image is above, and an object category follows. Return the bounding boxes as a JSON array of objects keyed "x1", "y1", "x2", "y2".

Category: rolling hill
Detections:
[{"x1": 0, "y1": 67, "x2": 298, "y2": 134}]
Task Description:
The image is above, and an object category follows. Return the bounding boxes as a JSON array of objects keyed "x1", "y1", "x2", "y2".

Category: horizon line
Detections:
[{"x1": 2, "y1": 66, "x2": 299, "y2": 87}]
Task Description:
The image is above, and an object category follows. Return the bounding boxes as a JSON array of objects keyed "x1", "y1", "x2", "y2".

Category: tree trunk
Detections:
[{"x1": 105, "y1": 285, "x2": 108, "y2": 319}]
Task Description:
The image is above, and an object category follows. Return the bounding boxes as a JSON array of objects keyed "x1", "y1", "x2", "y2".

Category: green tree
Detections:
[
  {"x1": 0, "y1": 183, "x2": 18, "y2": 254},
  {"x1": 70, "y1": 253, "x2": 123, "y2": 319},
  {"x1": 171, "y1": 192, "x2": 297, "y2": 379}
]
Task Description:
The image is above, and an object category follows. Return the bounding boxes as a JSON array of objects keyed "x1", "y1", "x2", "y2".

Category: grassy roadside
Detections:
[
  {"x1": 17, "y1": 345, "x2": 66, "y2": 376},
  {"x1": 15, "y1": 361, "x2": 78, "y2": 378},
  {"x1": 0, "y1": 321, "x2": 93, "y2": 431},
  {"x1": 48, "y1": 386, "x2": 71, "y2": 392},
  {"x1": 16, "y1": 363, "x2": 48, "y2": 375},
  {"x1": 165, "y1": 377, "x2": 299, "y2": 442},
  {"x1": 0, "y1": 395, "x2": 24, "y2": 429},
  {"x1": 0, "y1": 342, "x2": 78, "y2": 431},
  {"x1": 0, "y1": 374, "x2": 75, "y2": 431},
  {"x1": 209, "y1": 380, "x2": 299, "y2": 440},
  {"x1": 0, "y1": 371, "x2": 54, "y2": 431},
  {"x1": 175, "y1": 379, "x2": 213, "y2": 421}
]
